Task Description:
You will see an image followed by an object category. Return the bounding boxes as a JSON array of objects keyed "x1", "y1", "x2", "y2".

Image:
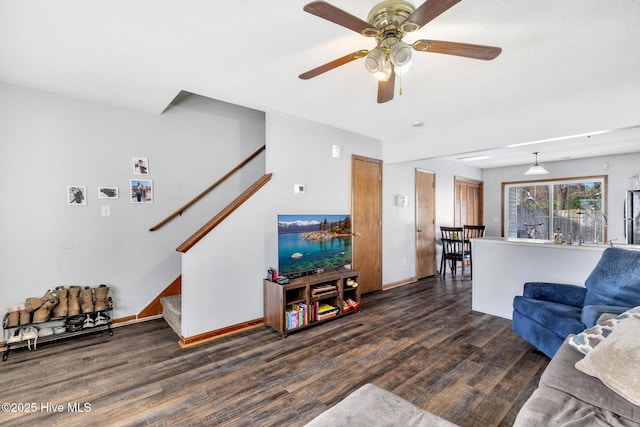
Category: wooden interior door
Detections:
[
  {"x1": 416, "y1": 169, "x2": 437, "y2": 278},
  {"x1": 351, "y1": 155, "x2": 382, "y2": 294},
  {"x1": 455, "y1": 177, "x2": 483, "y2": 226}
]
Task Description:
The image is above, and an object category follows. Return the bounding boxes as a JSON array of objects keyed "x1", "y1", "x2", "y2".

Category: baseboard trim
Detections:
[
  {"x1": 112, "y1": 314, "x2": 163, "y2": 327},
  {"x1": 383, "y1": 277, "x2": 417, "y2": 291},
  {"x1": 178, "y1": 318, "x2": 264, "y2": 348},
  {"x1": 113, "y1": 315, "x2": 137, "y2": 325}
]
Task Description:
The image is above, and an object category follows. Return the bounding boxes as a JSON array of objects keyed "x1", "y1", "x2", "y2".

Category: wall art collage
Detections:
[{"x1": 67, "y1": 157, "x2": 153, "y2": 205}]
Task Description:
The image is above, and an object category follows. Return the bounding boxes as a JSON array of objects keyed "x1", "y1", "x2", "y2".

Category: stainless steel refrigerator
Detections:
[{"x1": 625, "y1": 190, "x2": 640, "y2": 244}]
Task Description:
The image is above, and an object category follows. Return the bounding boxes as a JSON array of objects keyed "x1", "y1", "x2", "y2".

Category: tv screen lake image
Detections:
[{"x1": 278, "y1": 215, "x2": 352, "y2": 276}]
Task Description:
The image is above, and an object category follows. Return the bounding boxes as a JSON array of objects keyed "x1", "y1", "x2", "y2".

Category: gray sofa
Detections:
[{"x1": 514, "y1": 336, "x2": 640, "y2": 426}]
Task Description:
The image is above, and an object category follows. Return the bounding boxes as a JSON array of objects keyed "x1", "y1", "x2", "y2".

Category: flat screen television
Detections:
[{"x1": 277, "y1": 214, "x2": 352, "y2": 278}]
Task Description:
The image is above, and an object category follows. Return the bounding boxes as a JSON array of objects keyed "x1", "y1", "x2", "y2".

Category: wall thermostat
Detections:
[
  {"x1": 294, "y1": 184, "x2": 306, "y2": 194},
  {"x1": 332, "y1": 144, "x2": 341, "y2": 159}
]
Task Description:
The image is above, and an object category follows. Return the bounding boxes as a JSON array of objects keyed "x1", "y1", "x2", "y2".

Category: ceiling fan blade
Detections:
[
  {"x1": 401, "y1": 0, "x2": 461, "y2": 32},
  {"x1": 299, "y1": 50, "x2": 368, "y2": 80},
  {"x1": 413, "y1": 40, "x2": 502, "y2": 60},
  {"x1": 377, "y1": 69, "x2": 396, "y2": 104},
  {"x1": 304, "y1": 1, "x2": 378, "y2": 36}
]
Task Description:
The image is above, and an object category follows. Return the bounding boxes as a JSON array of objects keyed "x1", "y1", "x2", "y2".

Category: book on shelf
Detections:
[
  {"x1": 291, "y1": 303, "x2": 307, "y2": 327},
  {"x1": 286, "y1": 309, "x2": 299, "y2": 330},
  {"x1": 317, "y1": 310, "x2": 338, "y2": 320},
  {"x1": 310, "y1": 300, "x2": 317, "y2": 322},
  {"x1": 314, "y1": 302, "x2": 338, "y2": 321},
  {"x1": 318, "y1": 303, "x2": 337, "y2": 313}
]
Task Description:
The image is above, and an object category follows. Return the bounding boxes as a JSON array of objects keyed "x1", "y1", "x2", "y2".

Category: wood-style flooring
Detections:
[{"x1": 0, "y1": 274, "x2": 549, "y2": 427}]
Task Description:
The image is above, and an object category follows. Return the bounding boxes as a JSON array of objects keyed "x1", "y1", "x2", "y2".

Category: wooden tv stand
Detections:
[{"x1": 263, "y1": 268, "x2": 360, "y2": 337}]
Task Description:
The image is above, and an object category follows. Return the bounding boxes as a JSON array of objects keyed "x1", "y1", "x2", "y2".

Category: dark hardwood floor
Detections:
[{"x1": 0, "y1": 274, "x2": 548, "y2": 426}]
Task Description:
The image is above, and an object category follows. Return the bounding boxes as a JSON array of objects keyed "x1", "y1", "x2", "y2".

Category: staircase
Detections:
[
  {"x1": 160, "y1": 295, "x2": 182, "y2": 337},
  {"x1": 148, "y1": 145, "x2": 271, "y2": 342}
]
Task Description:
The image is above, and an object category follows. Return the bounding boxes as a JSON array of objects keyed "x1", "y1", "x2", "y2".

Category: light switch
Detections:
[{"x1": 101, "y1": 205, "x2": 111, "y2": 217}]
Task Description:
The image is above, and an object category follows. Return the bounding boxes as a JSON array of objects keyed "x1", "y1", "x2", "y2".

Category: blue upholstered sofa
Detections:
[{"x1": 512, "y1": 247, "x2": 640, "y2": 358}]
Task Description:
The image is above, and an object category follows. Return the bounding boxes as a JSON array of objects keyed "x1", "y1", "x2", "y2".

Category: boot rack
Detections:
[{"x1": 1, "y1": 298, "x2": 113, "y2": 361}]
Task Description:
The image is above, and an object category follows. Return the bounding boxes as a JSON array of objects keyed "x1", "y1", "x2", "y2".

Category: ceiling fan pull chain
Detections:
[{"x1": 398, "y1": 73, "x2": 403, "y2": 96}]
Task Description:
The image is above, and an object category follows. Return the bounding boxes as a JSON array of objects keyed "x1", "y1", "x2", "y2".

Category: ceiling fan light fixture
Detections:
[
  {"x1": 373, "y1": 61, "x2": 393, "y2": 81},
  {"x1": 524, "y1": 152, "x2": 549, "y2": 175},
  {"x1": 390, "y1": 41, "x2": 412, "y2": 66},
  {"x1": 364, "y1": 48, "x2": 387, "y2": 73}
]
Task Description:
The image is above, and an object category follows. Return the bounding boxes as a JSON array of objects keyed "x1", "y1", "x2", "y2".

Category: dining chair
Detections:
[
  {"x1": 463, "y1": 225, "x2": 486, "y2": 278},
  {"x1": 440, "y1": 226, "x2": 468, "y2": 279}
]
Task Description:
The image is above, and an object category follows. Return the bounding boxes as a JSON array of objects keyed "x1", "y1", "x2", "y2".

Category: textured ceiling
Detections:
[{"x1": 1, "y1": 0, "x2": 639, "y2": 167}]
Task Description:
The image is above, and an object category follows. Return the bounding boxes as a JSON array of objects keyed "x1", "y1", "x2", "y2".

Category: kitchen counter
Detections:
[{"x1": 471, "y1": 237, "x2": 640, "y2": 319}]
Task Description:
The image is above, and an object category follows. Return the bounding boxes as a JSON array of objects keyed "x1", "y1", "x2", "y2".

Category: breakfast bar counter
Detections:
[{"x1": 471, "y1": 237, "x2": 613, "y2": 319}]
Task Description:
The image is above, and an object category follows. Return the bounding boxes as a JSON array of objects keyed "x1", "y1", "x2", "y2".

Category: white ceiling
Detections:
[{"x1": 1, "y1": 0, "x2": 639, "y2": 168}]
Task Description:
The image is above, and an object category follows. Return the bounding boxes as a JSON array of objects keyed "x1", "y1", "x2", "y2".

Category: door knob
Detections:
[
  {"x1": 353, "y1": 232, "x2": 362, "y2": 237},
  {"x1": 417, "y1": 228, "x2": 423, "y2": 232}
]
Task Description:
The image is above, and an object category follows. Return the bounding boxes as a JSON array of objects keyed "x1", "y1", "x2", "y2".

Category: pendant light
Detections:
[{"x1": 524, "y1": 152, "x2": 549, "y2": 175}]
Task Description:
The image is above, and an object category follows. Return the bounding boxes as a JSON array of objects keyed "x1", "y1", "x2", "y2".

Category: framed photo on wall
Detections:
[
  {"x1": 133, "y1": 157, "x2": 149, "y2": 175},
  {"x1": 130, "y1": 179, "x2": 153, "y2": 204},
  {"x1": 67, "y1": 186, "x2": 87, "y2": 205},
  {"x1": 98, "y1": 186, "x2": 119, "y2": 199}
]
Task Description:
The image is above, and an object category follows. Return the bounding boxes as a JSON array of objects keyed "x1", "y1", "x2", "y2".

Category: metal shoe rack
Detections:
[{"x1": 1, "y1": 298, "x2": 113, "y2": 361}]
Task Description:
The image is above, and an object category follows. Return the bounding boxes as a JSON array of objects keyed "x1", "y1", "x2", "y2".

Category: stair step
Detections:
[{"x1": 160, "y1": 295, "x2": 181, "y2": 337}]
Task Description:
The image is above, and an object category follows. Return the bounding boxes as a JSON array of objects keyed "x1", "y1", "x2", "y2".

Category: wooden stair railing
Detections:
[
  {"x1": 150, "y1": 144, "x2": 266, "y2": 232},
  {"x1": 176, "y1": 173, "x2": 272, "y2": 253}
]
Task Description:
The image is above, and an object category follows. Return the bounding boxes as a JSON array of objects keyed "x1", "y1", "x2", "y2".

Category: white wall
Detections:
[
  {"x1": 382, "y1": 158, "x2": 483, "y2": 286},
  {"x1": 180, "y1": 112, "x2": 382, "y2": 337},
  {"x1": 0, "y1": 83, "x2": 265, "y2": 322},
  {"x1": 482, "y1": 153, "x2": 640, "y2": 242}
]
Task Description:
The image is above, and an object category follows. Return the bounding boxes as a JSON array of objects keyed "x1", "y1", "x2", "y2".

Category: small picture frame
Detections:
[
  {"x1": 133, "y1": 157, "x2": 149, "y2": 176},
  {"x1": 67, "y1": 186, "x2": 87, "y2": 205},
  {"x1": 98, "y1": 186, "x2": 119, "y2": 199},
  {"x1": 130, "y1": 179, "x2": 153, "y2": 204}
]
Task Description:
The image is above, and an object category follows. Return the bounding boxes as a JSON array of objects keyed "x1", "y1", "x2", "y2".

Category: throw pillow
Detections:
[
  {"x1": 575, "y1": 317, "x2": 640, "y2": 406},
  {"x1": 568, "y1": 306, "x2": 640, "y2": 355}
]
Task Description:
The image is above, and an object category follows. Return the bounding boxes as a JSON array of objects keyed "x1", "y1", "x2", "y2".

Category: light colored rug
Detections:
[{"x1": 305, "y1": 383, "x2": 459, "y2": 427}]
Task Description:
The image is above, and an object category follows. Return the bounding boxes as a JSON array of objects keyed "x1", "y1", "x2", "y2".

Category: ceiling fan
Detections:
[{"x1": 298, "y1": 0, "x2": 502, "y2": 103}]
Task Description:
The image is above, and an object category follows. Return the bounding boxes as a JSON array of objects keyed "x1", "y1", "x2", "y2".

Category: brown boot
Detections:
[
  {"x1": 33, "y1": 293, "x2": 59, "y2": 323},
  {"x1": 68, "y1": 285, "x2": 81, "y2": 316},
  {"x1": 5, "y1": 306, "x2": 19, "y2": 327},
  {"x1": 19, "y1": 304, "x2": 31, "y2": 325},
  {"x1": 94, "y1": 284, "x2": 110, "y2": 312},
  {"x1": 81, "y1": 287, "x2": 94, "y2": 313},
  {"x1": 52, "y1": 286, "x2": 68, "y2": 319},
  {"x1": 25, "y1": 290, "x2": 55, "y2": 313}
]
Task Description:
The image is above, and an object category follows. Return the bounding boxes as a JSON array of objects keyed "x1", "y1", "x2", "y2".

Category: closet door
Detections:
[
  {"x1": 352, "y1": 155, "x2": 382, "y2": 294},
  {"x1": 416, "y1": 169, "x2": 436, "y2": 278}
]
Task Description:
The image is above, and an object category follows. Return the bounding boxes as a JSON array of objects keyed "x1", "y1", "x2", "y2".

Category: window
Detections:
[{"x1": 503, "y1": 176, "x2": 607, "y2": 244}]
